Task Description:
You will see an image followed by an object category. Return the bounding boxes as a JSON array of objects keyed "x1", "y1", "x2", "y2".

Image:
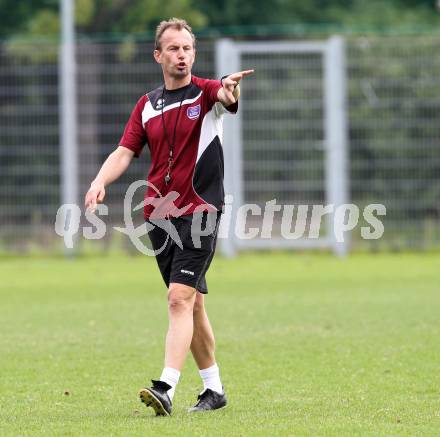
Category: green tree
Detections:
[
  {"x1": 2, "y1": 0, "x2": 439, "y2": 39},
  {"x1": 1, "y1": 0, "x2": 208, "y2": 40}
]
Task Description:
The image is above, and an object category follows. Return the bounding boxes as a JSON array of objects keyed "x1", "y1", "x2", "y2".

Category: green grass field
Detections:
[{"x1": 1, "y1": 252, "x2": 439, "y2": 436}]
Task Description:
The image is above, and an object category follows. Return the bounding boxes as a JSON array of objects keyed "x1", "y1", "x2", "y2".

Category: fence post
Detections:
[
  {"x1": 216, "y1": 39, "x2": 242, "y2": 257},
  {"x1": 324, "y1": 36, "x2": 349, "y2": 256},
  {"x1": 59, "y1": 0, "x2": 79, "y2": 256}
]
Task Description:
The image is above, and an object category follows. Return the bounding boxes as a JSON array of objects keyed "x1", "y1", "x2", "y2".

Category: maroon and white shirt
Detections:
[{"x1": 119, "y1": 75, "x2": 238, "y2": 219}]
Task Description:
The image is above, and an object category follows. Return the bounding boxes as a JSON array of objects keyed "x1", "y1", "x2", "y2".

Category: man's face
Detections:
[{"x1": 154, "y1": 28, "x2": 195, "y2": 80}]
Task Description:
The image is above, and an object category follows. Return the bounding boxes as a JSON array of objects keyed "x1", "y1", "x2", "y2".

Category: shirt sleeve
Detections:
[
  {"x1": 223, "y1": 101, "x2": 238, "y2": 114},
  {"x1": 118, "y1": 96, "x2": 148, "y2": 158},
  {"x1": 203, "y1": 78, "x2": 223, "y2": 108},
  {"x1": 203, "y1": 78, "x2": 239, "y2": 117}
]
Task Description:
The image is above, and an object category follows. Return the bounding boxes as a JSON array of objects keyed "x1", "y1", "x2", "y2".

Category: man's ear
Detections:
[{"x1": 153, "y1": 49, "x2": 161, "y2": 64}]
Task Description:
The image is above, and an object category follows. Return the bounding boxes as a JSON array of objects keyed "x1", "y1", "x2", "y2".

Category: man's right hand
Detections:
[
  {"x1": 83, "y1": 146, "x2": 135, "y2": 213},
  {"x1": 85, "y1": 181, "x2": 106, "y2": 213}
]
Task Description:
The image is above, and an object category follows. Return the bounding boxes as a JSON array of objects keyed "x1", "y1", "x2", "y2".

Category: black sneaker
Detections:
[
  {"x1": 139, "y1": 380, "x2": 172, "y2": 416},
  {"x1": 188, "y1": 388, "x2": 227, "y2": 412}
]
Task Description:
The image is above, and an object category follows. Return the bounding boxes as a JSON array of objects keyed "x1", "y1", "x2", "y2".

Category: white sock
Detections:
[
  {"x1": 160, "y1": 367, "x2": 180, "y2": 401},
  {"x1": 199, "y1": 363, "x2": 223, "y2": 394}
]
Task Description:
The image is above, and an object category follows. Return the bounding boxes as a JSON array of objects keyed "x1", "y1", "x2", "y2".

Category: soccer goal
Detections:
[{"x1": 216, "y1": 36, "x2": 349, "y2": 257}]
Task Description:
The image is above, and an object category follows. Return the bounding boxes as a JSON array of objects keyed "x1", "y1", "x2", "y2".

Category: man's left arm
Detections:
[{"x1": 217, "y1": 69, "x2": 254, "y2": 107}]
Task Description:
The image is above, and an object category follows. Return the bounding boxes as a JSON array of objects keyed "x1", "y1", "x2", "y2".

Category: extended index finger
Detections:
[{"x1": 229, "y1": 69, "x2": 255, "y2": 81}]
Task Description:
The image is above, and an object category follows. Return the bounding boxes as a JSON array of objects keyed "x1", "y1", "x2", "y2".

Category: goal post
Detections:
[{"x1": 216, "y1": 36, "x2": 349, "y2": 257}]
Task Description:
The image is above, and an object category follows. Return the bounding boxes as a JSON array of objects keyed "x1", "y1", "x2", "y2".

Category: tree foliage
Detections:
[{"x1": 0, "y1": 0, "x2": 439, "y2": 39}]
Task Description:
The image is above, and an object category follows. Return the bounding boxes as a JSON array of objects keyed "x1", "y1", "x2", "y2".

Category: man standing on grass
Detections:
[{"x1": 84, "y1": 18, "x2": 253, "y2": 416}]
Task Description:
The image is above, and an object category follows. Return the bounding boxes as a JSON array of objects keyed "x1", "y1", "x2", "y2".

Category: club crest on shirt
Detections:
[
  {"x1": 187, "y1": 104, "x2": 201, "y2": 120},
  {"x1": 155, "y1": 98, "x2": 164, "y2": 110}
]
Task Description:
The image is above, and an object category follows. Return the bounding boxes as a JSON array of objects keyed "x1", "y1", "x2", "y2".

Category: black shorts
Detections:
[{"x1": 146, "y1": 211, "x2": 221, "y2": 294}]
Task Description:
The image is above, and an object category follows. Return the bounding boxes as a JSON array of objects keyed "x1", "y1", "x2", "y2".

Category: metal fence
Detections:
[
  {"x1": 348, "y1": 36, "x2": 440, "y2": 249},
  {"x1": 0, "y1": 35, "x2": 439, "y2": 253},
  {"x1": 217, "y1": 37, "x2": 349, "y2": 256}
]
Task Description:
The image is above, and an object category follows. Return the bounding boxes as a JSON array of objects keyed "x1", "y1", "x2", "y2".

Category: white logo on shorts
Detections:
[{"x1": 181, "y1": 269, "x2": 195, "y2": 276}]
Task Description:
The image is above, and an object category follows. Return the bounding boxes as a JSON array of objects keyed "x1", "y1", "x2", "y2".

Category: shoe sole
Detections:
[{"x1": 139, "y1": 388, "x2": 170, "y2": 416}]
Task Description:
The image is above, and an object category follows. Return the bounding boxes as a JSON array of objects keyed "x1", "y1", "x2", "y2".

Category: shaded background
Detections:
[{"x1": 1, "y1": 0, "x2": 440, "y2": 253}]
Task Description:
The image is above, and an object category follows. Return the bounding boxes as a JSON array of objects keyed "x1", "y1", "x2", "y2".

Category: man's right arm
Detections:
[{"x1": 84, "y1": 145, "x2": 135, "y2": 212}]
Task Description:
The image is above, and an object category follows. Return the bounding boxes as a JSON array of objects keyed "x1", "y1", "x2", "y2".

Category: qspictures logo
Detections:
[{"x1": 55, "y1": 180, "x2": 386, "y2": 255}]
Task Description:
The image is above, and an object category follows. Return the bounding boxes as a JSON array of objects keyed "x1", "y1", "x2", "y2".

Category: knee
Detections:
[
  {"x1": 168, "y1": 284, "x2": 195, "y2": 314},
  {"x1": 193, "y1": 293, "x2": 205, "y2": 314}
]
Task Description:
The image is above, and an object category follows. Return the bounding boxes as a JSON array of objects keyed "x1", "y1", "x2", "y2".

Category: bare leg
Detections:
[
  {"x1": 190, "y1": 292, "x2": 216, "y2": 370},
  {"x1": 164, "y1": 282, "x2": 197, "y2": 371}
]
